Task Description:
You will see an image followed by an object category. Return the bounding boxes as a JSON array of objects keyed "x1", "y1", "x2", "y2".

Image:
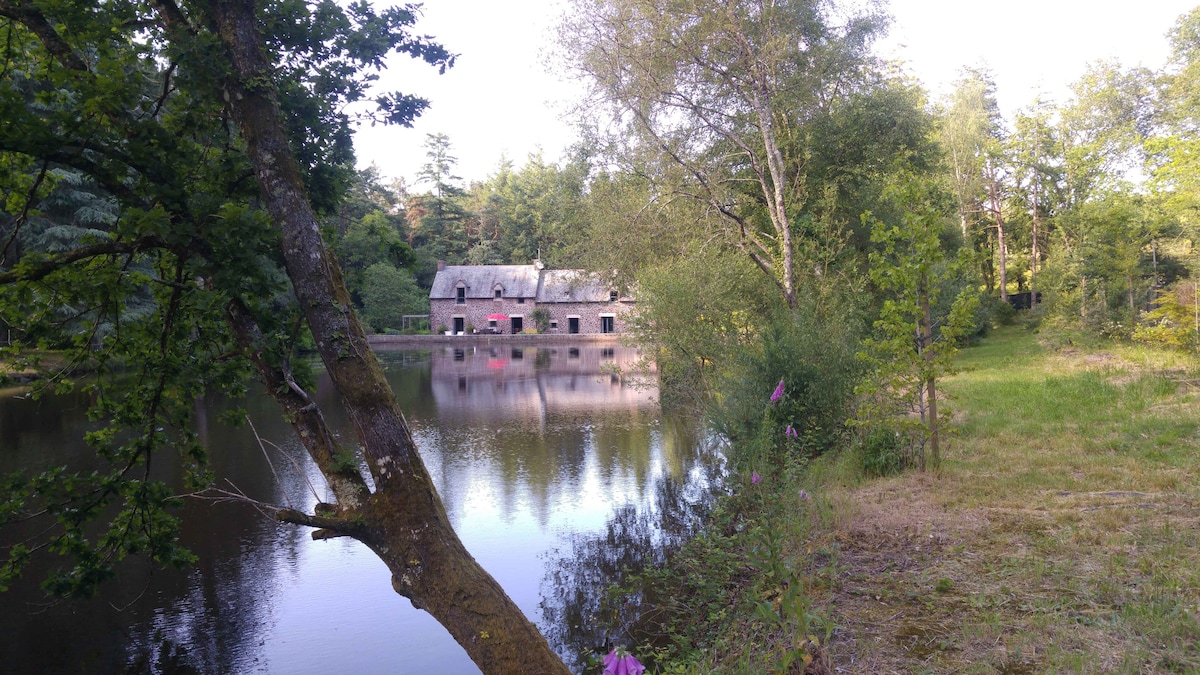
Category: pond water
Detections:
[{"x1": 0, "y1": 344, "x2": 719, "y2": 674}]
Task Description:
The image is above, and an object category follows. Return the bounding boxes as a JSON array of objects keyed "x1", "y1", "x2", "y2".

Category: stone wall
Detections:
[
  {"x1": 429, "y1": 299, "x2": 633, "y2": 335},
  {"x1": 538, "y1": 301, "x2": 631, "y2": 335},
  {"x1": 430, "y1": 297, "x2": 535, "y2": 334}
]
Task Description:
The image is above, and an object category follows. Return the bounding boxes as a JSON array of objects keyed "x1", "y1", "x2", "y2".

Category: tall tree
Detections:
[
  {"x1": 1058, "y1": 60, "x2": 1156, "y2": 206},
  {"x1": 0, "y1": 1, "x2": 569, "y2": 672},
  {"x1": 859, "y1": 177, "x2": 978, "y2": 471},
  {"x1": 559, "y1": 0, "x2": 896, "y2": 309},
  {"x1": 1008, "y1": 99, "x2": 1063, "y2": 303},
  {"x1": 411, "y1": 133, "x2": 471, "y2": 261},
  {"x1": 939, "y1": 69, "x2": 997, "y2": 242},
  {"x1": 1148, "y1": 7, "x2": 1200, "y2": 233},
  {"x1": 938, "y1": 69, "x2": 1005, "y2": 296}
]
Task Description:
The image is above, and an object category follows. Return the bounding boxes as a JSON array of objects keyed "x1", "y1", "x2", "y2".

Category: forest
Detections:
[{"x1": 1, "y1": 0, "x2": 1199, "y2": 672}]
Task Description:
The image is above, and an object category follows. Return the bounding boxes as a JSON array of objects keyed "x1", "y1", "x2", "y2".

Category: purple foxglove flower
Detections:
[
  {"x1": 603, "y1": 648, "x2": 645, "y2": 675},
  {"x1": 798, "y1": 489, "x2": 811, "y2": 501},
  {"x1": 770, "y1": 378, "x2": 785, "y2": 402},
  {"x1": 785, "y1": 424, "x2": 798, "y2": 438},
  {"x1": 751, "y1": 471, "x2": 762, "y2": 485}
]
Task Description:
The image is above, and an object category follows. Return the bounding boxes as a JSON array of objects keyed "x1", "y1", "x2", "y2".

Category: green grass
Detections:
[
  {"x1": 644, "y1": 325, "x2": 1200, "y2": 673},
  {"x1": 809, "y1": 325, "x2": 1200, "y2": 673}
]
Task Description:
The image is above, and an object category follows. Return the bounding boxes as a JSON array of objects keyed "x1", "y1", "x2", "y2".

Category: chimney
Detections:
[{"x1": 437, "y1": 260, "x2": 446, "y2": 271}]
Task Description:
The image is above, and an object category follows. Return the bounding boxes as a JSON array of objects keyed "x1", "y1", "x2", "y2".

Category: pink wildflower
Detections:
[
  {"x1": 785, "y1": 424, "x2": 798, "y2": 438},
  {"x1": 603, "y1": 648, "x2": 645, "y2": 675},
  {"x1": 770, "y1": 378, "x2": 785, "y2": 402},
  {"x1": 798, "y1": 489, "x2": 811, "y2": 501},
  {"x1": 751, "y1": 471, "x2": 762, "y2": 485}
]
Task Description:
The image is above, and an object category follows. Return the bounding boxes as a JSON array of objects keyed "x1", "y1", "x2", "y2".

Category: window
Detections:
[
  {"x1": 601, "y1": 316, "x2": 614, "y2": 334},
  {"x1": 610, "y1": 290, "x2": 619, "y2": 302},
  {"x1": 494, "y1": 289, "x2": 502, "y2": 300},
  {"x1": 568, "y1": 317, "x2": 580, "y2": 334},
  {"x1": 517, "y1": 297, "x2": 525, "y2": 304},
  {"x1": 550, "y1": 320, "x2": 558, "y2": 330},
  {"x1": 455, "y1": 286, "x2": 465, "y2": 304}
]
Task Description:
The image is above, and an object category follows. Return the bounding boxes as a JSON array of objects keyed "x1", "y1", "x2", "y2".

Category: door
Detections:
[
  {"x1": 568, "y1": 317, "x2": 580, "y2": 334},
  {"x1": 453, "y1": 317, "x2": 464, "y2": 334},
  {"x1": 510, "y1": 317, "x2": 523, "y2": 333}
]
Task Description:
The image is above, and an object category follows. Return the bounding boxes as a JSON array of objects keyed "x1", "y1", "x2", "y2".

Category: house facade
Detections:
[{"x1": 428, "y1": 262, "x2": 633, "y2": 335}]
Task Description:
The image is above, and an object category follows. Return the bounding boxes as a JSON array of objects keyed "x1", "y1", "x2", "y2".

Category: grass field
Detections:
[{"x1": 811, "y1": 325, "x2": 1200, "y2": 673}]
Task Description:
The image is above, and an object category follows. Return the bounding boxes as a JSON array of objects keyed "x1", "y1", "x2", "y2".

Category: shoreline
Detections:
[{"x1": 366, "y1": 333, "x2": 631, "y2": 348}]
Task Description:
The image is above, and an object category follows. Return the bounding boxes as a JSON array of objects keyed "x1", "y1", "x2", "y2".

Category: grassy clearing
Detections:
[
  {"x1": 807, "y1": 325, "x2": 1200, "y2": 673},
  {"x1": 640, "y1": 325, "x2": 1199, "y2": 673}
]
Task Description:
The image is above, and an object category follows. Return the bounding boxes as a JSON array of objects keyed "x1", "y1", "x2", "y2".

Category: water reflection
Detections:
[
  {"x1": 539, "y1": 419, "x2": 724, "y2": 672},
  {"x1": 0, "y1": 345, "x2": 716, "y2": 674}
]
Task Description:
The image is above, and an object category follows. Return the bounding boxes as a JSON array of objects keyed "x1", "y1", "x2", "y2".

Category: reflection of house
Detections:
[
  {"x1": 426, "y1": 345, "x2": 656, "y2": 419},
  {"x1": 428, "y1": 262, "x2": 633, "y2": 335}
]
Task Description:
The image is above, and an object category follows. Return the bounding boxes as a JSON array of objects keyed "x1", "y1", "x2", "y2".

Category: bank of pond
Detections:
[{"x1": 0, "y1": 344, "x2": 723, "y2": 674}]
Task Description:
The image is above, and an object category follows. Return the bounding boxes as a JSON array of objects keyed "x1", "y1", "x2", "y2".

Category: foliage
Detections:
[
  {"x1": 854, "y1": 427, "x2": 906, "y2": 478},
  {"x1": 625, "y1": 246, "x2": 776, "y2": 411},
  {"x1": 358, "y1": 262, "x2": 427, "y2": 333},
  {"x1": 528, "y1": 308, "x2": 551, "y2": 334},
  {"x1": 857, "y1": 176, "x2": 980, "y2": 470},
  {"x1": 709, "y1": 299, "x2": 864, "y2": 471},
  {"x1": 0, "y1": 0, "x2": 447, "y2": 598},
  {"x1": 1132, "y1": 282, "x2": 1200, "y2": 348},
  {"x1": 602, "y1": 460, "x2": 830, "y2": 673},
  {"x1": 559, "y1": 0, "x2": 931, "y2": 308}
]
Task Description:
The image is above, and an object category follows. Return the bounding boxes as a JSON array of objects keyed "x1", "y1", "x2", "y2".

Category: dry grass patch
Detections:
[{"x1": 807, "y1": 327, "x2": 1200, "y2": 673}]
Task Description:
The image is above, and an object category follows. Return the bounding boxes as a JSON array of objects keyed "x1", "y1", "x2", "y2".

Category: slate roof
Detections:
[
  {"x1": 535, "y1": 270, "x2": 611, "y2": 303},
  {"x1": 429, "y1": 264, "x2": 541, "y2": 300}
]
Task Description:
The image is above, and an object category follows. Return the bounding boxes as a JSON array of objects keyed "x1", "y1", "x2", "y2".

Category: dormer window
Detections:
[
  {"x1": 494, "y1": 289, "x2": 503, "y2": 300},
  {"x1": 609, "y1": 291, "x2": 619, "y2": 302},
  {"x1": 456, "y1": 285, "x2": 465, "y2": 304}
]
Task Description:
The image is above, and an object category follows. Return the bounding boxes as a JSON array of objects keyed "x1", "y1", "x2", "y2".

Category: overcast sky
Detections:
[{"x1": 352, "y1": 0, "x2": 1198, "y2": 188}]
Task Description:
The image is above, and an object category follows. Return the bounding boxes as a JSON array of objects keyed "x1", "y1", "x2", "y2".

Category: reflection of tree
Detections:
[
  {"x1": 0, "y1": 389, "x2": 311, "y2": 673},
  {"x1": 539, "y1": 455, "x2": 724, "y2": 672}
]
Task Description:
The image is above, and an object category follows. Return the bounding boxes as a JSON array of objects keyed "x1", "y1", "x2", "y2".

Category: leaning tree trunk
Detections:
[{"x1": 204, "y1": 2, "x2": 570, "y2": 672}]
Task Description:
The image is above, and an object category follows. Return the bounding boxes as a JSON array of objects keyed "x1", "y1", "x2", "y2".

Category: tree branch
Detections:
[
  {"x1": 0, "y1": 236, "x2": 170, "y2": 285},
  {"x1": 0, "y1": 0, "x2": 88, "y2": 71}
]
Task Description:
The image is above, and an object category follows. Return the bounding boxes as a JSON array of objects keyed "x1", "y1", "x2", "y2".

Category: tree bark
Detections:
[
  {"x1": 205, "y1": 2, "x2": 569, "y2": 672},
  {"x1": 1030, "y1": 190, "x2": 1038, "y2": 308},
  {"x1": 985, "y1": 158, "x2": 1008, "y2": 303},
  {"x1": 918, "y1": 273, "x2": 938, "y2": 471}
]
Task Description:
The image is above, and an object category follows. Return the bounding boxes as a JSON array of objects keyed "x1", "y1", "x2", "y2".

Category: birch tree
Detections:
[{"x1": 558, "y1": 0, "x2": 891, "y2": 309}]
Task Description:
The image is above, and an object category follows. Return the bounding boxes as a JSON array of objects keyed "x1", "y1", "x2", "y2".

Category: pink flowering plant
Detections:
[{"x1": 602, "y1": 646, "x2": 645, "y2": 675}]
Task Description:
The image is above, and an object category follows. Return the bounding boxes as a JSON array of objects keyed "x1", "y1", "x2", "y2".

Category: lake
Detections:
[{"x1": 0, "y1": 344, "x2": 719, "y2": 674}]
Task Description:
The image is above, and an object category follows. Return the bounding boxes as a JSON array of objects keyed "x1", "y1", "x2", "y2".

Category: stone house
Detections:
[{"x1": 428, "y1": 262, "x2": 632, "y2": 335}]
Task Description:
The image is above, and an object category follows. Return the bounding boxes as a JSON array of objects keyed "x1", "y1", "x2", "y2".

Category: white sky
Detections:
[{"x1": 353, "y1": 0, "x2": 1198, "y2": 188}]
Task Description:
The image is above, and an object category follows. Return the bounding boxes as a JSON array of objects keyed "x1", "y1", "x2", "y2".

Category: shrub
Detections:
[
  {"x1": 710, "y1": 297, "x2": 864, "y2": 470},
  {"x1": 856, "y1": 427, "x2": 906, "y2": 477},
  {"x1": 529, "y1": 309, "x2": 551, "y2": 334}
]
